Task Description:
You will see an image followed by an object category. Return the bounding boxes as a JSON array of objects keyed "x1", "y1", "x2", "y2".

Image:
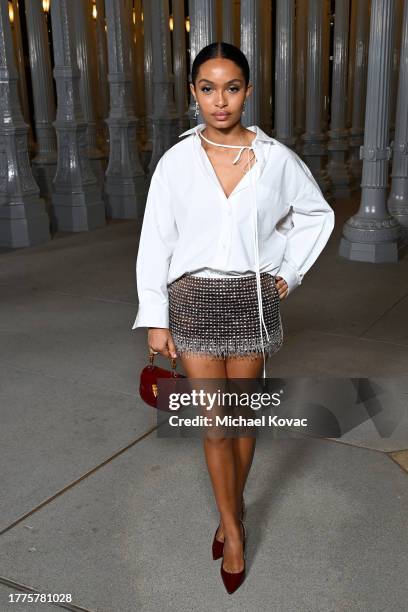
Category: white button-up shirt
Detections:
[{"x1": 132, "y1": 123, "x2": 335, "y2": 373}]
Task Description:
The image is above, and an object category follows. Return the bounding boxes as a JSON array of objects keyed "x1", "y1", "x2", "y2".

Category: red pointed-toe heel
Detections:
[
  {"x1": 220, "y1": 520, "x2": 246, "y2": 594},
  {"x1": 212, "y1": 498, "x2": 246, "y2": 561}
]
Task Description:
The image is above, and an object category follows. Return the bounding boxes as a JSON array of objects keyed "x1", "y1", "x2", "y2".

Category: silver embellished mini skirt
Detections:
[{"x1": 168, "y1": 272, "x2": 284, "y2": 360}]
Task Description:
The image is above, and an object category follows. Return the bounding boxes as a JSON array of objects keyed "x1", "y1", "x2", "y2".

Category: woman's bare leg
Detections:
[
  {"x1": 179, "y1": 354, "x2": 243, "y2": 571},
  {"x1": 215, "y1": 356, "x2": 265, "y2": 544},
  {"x1": 179, "y1": 352, "x2": 265, "y2": 572}
]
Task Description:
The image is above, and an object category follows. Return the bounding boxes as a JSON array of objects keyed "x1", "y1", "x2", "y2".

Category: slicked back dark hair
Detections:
[{"x1": 191, "y1": 42, "x2": 250, "y2": 87}]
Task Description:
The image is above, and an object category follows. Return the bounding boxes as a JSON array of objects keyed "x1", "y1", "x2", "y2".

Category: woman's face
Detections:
[{"x1": 190, "y1": 57, "x2": 252, "y2": 129}]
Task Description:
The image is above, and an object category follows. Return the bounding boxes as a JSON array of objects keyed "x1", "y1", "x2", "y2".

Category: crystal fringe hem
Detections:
[{"x1": 171, "y1": 327, "x2": 284, "y2": 361}]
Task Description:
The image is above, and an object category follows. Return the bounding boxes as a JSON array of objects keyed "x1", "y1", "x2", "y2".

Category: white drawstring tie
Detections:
[{"x1": 198, "y1": 130, "x2": 270, "y2": 379}]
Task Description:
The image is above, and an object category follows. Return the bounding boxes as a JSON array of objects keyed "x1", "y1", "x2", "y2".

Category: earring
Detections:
[
  {"x1": 194, "y1": 101, "x2": 200, "y2": 117},
  {"x1": 242, "y1": 100, "x2": 246, "y2": 116}
]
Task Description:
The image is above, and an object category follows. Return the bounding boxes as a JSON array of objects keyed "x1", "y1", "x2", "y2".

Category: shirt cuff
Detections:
[
  {"x1": 276, "y1": 260, "x2": 301, "y2": 295},
  {"x1": 131, "y1": 305, "x2": 169, "y2": 330}
]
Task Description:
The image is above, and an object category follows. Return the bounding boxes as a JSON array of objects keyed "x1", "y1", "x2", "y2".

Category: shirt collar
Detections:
[{"x1": 178, "y1": 123, "x2": 275, "y2": 145}]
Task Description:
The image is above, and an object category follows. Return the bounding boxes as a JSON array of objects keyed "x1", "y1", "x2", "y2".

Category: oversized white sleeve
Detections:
[
  {"x1": 131, "y1": 155, "x2": 178, "y2": 329},
  {"x1": 277, "y1": 155, "x2": 335, "y2": 295}
]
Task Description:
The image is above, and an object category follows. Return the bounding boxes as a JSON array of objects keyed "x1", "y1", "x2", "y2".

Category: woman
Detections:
[{"x1": 132, "y1": 42, "x2": 335, "y2": 594}]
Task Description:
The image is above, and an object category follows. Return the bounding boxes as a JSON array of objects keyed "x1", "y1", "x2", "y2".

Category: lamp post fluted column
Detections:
[
  {"x1": 104, "y1": 0, "x2": 146, "y2": 219},
  {"x1": 50, "y1": 0, "x2": 105, "y2": 232},
  {"x1": 348, "y1": 0, "x2": 370, "y2": 185},
  {"x1": 142, "y1": 0, "x2": 154, "y2": 150},
  {"x1": 327, "y1": 0, "x2": 353, "y2": 197},
  {"x1": 322, "y1": 0, "x2": 331, "y2": 132},
  {"x1": 222, "y1": 0, "x2": 234, "y2": 44},
  {"x1": 133, "y1": 0, "x2": 146, "y2": 146},
  {"x1": 302, "y1": 0, "x2": 331, "y2": 195},
  {"x1": 25, "y1": 0, "x2": 57, "y2": 209},
  {"x1": 188, "y1": 0, "x2": 217, "y2": 125},
  {"x1": 173, "y1": 0, "x2": 189, "y2": 131},
  {"x1": 261, "y1": 0, "x2": 272, "y2": 134},
  {"x1": 274, "y1": 0, "x2": 296, "y2": 147},
  {"x1": 390, "y1": 0, "x2": 404, "y2": 143},
  {"x1": 295, "y1": 0, "x2": 308, "y2": 148},
  {"x1": 0, "y1": 0, "x2": 50, "y2": 247},
  {"x1": 73, "y1": 0, "x2": 106, "y2": 186},
  {"x1": 346, "y1": 0, "x2": 357, "y2": 132},
  {"x1": 388, "y1": 0, "x2": 408, "y2": 233},
  {"x1": 94, "y1": 0, "x2": 110, "y2": 154},
  {"x1": 10, "y1": 0, "x2": 35, "y2": 153},
  {"x1": 148, "y1": 0, "x2": 179, "y2": 175},
  {"x1": 339, "y1": 0, "x2": 400, "y2": 263},
  {"x1": 240, "y1": 0, "x2": 262, "y2": 127}
]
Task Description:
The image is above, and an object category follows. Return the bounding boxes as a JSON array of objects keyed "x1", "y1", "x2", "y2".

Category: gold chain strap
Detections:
[{"x1": 148, "y1": 352, "x2": 177, "y2": 370}]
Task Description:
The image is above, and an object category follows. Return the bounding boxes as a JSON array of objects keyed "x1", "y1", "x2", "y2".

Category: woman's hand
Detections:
[
  {"x1": 148, "y1": 328, "x2": 178, "y2": 359},
  {"x1": 275, "y1": 276, "x2": 289, "y2": 300}
]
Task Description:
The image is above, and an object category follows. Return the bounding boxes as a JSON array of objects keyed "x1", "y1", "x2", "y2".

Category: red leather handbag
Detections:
[{"x1": 139, "y1": 353, "x2": 186, "y2": 410}]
